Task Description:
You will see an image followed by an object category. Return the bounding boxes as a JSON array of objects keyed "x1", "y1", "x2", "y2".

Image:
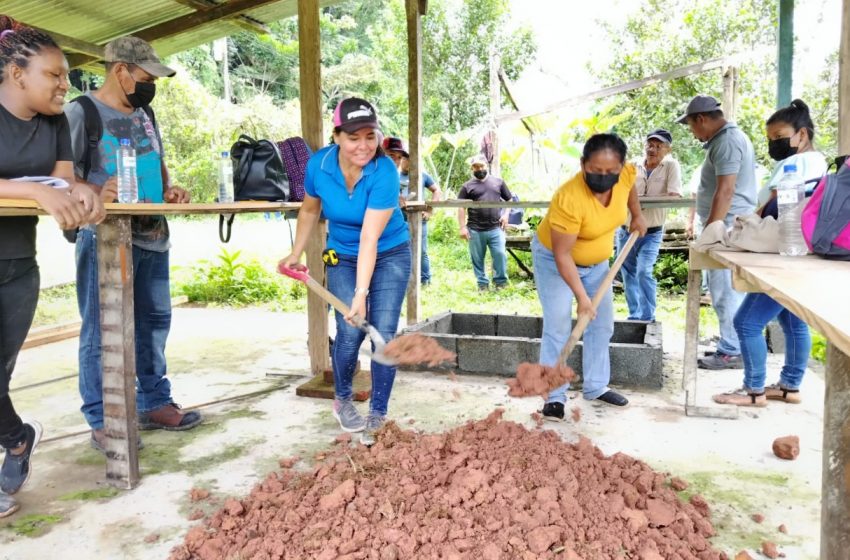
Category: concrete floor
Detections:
[{"x1": 0, "y1": 308, "x2": 825, "y2": 559}]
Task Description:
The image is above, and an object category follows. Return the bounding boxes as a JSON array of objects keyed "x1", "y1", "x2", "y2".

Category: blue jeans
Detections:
[
  {"x1": 702, "y1": 215, "x2": 745, "y2": 355},
  {"x1": 420, "y1": 219, "x2": 431, "y2": 284},
  {"x1": 734, "y1": 293, "x2": 811, "y2": 392},
  {"x1": 76, "y1": 228, "x2": 173, "y2": 430},
  {"x1": 327, "y1": 241, "x2": 411, "y2": 416},
  {"x1": 532, "y1": 235, "x2": 614, "y2": 403},
  {"x1": 468, "y1": 228, "x2": 508, "y2": 287},
  {"x1": 617, "y1": 227, "x2": 663, "y2": 321}
]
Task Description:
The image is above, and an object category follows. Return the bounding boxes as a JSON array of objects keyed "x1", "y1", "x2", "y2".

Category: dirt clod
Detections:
[
  {"x1": 751, "y1": 513, "x2": 765, "y2": 523},
  {"x1": 170, "y1": 411, "x2": 723, "y2": 560},
  {"x1": 530, "y1": 412, "x2": 544, "y2": 428},
  {"x1": 278, "y1": 456, "x2": 299, "y2": 469},
  {"x1": 570, "y1": 406, "x2": 581, "y2": 423},
  {"x1": 778, "y1": 524, "x2": 787, "y2": 534},
  {"x1": 189, "y1": 488, "x2": 210, "y2": 502},
  {"x1": 772, "y1": 435, "x2": 800, "y2": 460},
  {"x1": 733, "y1": 552, "x2": 754, "y2": 560},
  {"x1": 187, "y1": 509, "x2": 205, "y2": 521},
  {"x1": 670, "y1": 477, "x2": 689, "y2": 491},
  {"x1": 334, "y1": 433, "x2": 352, "y2": 445},
  {"x1": 507, "y1": 363, "x2": 576, "y2": 397},
  {"x1": 762, "y1": 541, "x2": 779, "y2": 558},
  {"x1": 144, "y1": 533, "x2": 160, "y2": 544},
  {"x1": 383, "y1": 334, "x2": 456, "y2": 366}
]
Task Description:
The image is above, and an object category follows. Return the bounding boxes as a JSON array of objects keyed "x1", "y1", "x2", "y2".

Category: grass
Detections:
[
  {"x1": 4, "y1": 514, "x2": 64, "y2": 537},
  {"x1": 58, "y1": 487, "x2": 120, "y2": 502},
  {"x1": 31, "y1": 284, "x2": 78, "y2": 328}
]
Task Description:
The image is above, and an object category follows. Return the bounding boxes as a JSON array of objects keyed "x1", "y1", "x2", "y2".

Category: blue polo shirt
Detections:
[{"x1": 304, "y1": 145, "x2": 409, "y2": 256}]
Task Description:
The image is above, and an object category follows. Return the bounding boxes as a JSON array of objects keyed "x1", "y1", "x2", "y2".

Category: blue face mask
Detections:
[{"x1": 584, "y1": 172, "x2": 619, "y2": 193}]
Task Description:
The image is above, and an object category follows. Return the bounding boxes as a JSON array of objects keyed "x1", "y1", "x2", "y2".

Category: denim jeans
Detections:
[
  {"x1": 468, "y1": 227, "x2": 508, "y2": 287},
  {"x1": 734, "y1": 293, "x2": 811, "y2": 392},
  {"x1": 617, "y1": 227, "x2": 663, "y2": 321},
  {"x1": 0, "y1": 258, "x2": 38, "y2": 449},
  {"x1": 327, "y1": 241, "x2": 411, "y2": 416},
  {"x1": 76, "y1": 228, "x2": 173, "y2": 430},
  {"x1": 420, "y1": 219, "x2": 431, "y2": 284},
  {"x1": 532, "y1": 235, "x2": 614, "y2": 403},
  {"x1": 702, "y1": 216, "x2": 744, "y2": 355}
]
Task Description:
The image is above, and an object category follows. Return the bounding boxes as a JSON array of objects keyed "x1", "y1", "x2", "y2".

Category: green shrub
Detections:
[
  {"x1": 654, "y1": 252, "x2": 689, "y2": 294},
  {"x1": 811, "y1": 331, "x2": 826, "y2": 364},
  {"x1": 180, "y1": 248, "x2": 293, "y2": 305}
]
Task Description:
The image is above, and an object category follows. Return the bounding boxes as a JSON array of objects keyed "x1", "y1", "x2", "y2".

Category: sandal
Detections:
[
  {"x1": 712, "y1": 387, "x2": 767, "y2": 407},
  {"x1": 765, "y1": 383, "x2": 802, "y2": 404}
]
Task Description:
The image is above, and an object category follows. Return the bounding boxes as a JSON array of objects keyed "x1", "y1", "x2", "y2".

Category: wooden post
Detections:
[
  {"x1": 682, "y1": 268, "x2": 701, "y2": 407},
  {"x1": 722, "y1": 66, "x2": 737, "y2": 121},
  {"x1": 777, "y1": 0, "x2": 794, "y2": 108},
  {"x1": 405, "y1": 0, "x2": 423, "y2": 325},
  {"x1": 488, "y1": 46, "x2": 501, "y2": 177},
  {"x1": 821, "y1": 342, "x2": 850, "y2": 557},
  {"x1": 298, "y1": 0, "x2": 329, "y2": 375},
  {"x1": 839, "y1": 0, "x2": 850, "y2": 155},
  {"x1": 97, "y1": 217, "x2": 139, "y2": 489}
]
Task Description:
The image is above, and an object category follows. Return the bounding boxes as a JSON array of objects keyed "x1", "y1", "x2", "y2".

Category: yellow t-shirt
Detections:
[{"x1": 536, "y1": 164, "x2": 636, "y2": 266}]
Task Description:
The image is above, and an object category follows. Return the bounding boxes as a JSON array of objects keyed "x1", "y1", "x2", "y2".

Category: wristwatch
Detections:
[{"x1": 354, "y1": 287, "x2": 369, "y2": 296}]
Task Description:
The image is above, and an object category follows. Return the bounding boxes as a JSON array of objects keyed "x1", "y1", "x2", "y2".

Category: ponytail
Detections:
[{"x1": 766, "y1": 98, "x2": 816, "y2": 141}]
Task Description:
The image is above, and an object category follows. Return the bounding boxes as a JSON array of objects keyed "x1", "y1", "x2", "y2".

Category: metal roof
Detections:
[{"x1": 2, "y1": 0, "x2": 342, "y2": 70}]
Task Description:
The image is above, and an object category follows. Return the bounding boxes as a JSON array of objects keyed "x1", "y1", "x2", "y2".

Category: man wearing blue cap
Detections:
[
  {"x1": 616, "y1": 129, "x2": 681, "y2": 322},
  {"x1": 678, "y1": 94, "x2": 757, "y2": 370}
]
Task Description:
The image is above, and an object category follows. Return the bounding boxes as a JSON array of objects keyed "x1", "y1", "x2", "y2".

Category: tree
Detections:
[{"x1": 592, "y1": 0, "x2": 778, "y2": 177}]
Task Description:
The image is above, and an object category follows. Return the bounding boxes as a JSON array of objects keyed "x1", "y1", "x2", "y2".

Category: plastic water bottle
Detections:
[
  {"x1": 777, "y1": 163, "x2": 808, "y2": 256},
  {"x1": 116, "y1": 139, "x2": 138, "y2": 203},
  {"x1": 218, "y1": 151, "x2": 234, "y2": 203}
]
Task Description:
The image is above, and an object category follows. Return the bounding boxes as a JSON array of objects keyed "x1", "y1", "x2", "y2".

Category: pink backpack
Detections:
[{"x1": 801, "y1": 157, "x2": 850, "y2": 260}]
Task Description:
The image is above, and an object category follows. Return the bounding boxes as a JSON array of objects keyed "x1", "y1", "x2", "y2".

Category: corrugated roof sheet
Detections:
[{"x1": 2, "y1": 0, "x2": 342, "y2": 63}]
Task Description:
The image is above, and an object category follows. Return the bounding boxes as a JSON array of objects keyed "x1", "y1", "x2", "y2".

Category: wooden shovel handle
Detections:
[{"x1": 556, "y1": 231, "x2": 640, "y2": 365}]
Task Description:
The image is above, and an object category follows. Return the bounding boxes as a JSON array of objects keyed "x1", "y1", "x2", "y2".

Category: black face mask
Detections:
[
  {"x1": 768, "y1": 137, "x2": 798, "y2": 161},
  {"x1": 473, "y1": 170, "x2": 487, "y2": 180},
  {"x1": 584, "y1": 172, "x2": 619, "y2": 193},
  {"x1": 124, "y1": 77, "x2": 156, "y2": 108}
]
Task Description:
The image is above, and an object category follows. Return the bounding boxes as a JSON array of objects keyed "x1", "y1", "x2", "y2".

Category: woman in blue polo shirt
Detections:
[{"x1": 279, "y1": 97, "x2": 410, "y2": 446}]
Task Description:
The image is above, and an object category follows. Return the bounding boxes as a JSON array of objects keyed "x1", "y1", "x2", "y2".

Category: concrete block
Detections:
[
  {"x1": 765, "y1": 320, "x2": 785, "y2": 354},
  {"x1": 452, "y1": 313, "x2": 496, "y2": 336},
  {"x1": 457, "y1": 336, "x2": 524, "y2": 376},
  {"x1": 496, "y1": 314, "x2": 540, "y2": 338}
]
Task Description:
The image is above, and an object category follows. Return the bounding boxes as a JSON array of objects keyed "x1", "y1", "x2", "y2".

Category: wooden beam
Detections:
[
  {"x1": 488, "y1": 46, "x2": 501, "y2": 177},
  {"x1": 777, "y1": 0, "x2": 794, "y2": 107},
  {"x1": 839, "y1": 0, "x2": 850, "y2": 155},
  {"x1": 498, "y1": 68, "x2": 536, "y2": 136},
  {"x1": 405, "y1": 0, "x2": 423, "y2": 325},
  {"x1": 418, "y1": 0, "x2": 428, "y2": 15},
  {"x1": 135, "y1": 0, "x2": 279, "y2": 42},
  {"x1": 96, "y1": 217, "x2": 140, "y2": 489},
  {"x1": 170, "y1": 0, "x2": 270, "y2": 34},
  {"x1": 67, "y1": 54, "x2": 100, "y2": 70},
  {"x1": 298, "y1": 0, "x2": 329, "y2": 376},
  {"x1": 497, "y1": 56, "x2": 732, "y2": 123},
  {"x1": 30, "y1": 26, "x2": 103, "y2": 57},
  {"x1": 821, "y1": 342, "x2": 850, "y2": 558}
]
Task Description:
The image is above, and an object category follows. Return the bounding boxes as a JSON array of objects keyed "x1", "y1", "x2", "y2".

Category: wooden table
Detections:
[
  {"x1": 685, "y1": 248, "x2": 850, "y2": 557},
  {"x1": 0, "y1": 200, "x2": 300, "y2": 488}
]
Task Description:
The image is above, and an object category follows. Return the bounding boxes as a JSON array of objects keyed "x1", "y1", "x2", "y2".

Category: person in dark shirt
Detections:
[
  {"x1": 457, "y1": 155, "x2": 512, "y2": 290},
  {"x1": 0, "y1": 16, "x2": 103, "y2": 518}
]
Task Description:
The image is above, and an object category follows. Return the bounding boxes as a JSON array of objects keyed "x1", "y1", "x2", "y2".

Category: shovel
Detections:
[
  {"x1": 277, "y1": 264, "x2": 396, "y2": 366},
  {"x1": 556, "y1": 231, "x2": 639, "y2": 366}
]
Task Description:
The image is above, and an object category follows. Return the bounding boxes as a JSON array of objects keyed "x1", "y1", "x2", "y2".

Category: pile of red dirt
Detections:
[
  {"x1": 507, "y1": 362, "x2": 577, "y2": 397},
  {"x1": 383, "y1": 334, "x2": 456, "y2": 367},
  {"x1": 170, "y1": 410, "x2": 724, "y2": 560}
]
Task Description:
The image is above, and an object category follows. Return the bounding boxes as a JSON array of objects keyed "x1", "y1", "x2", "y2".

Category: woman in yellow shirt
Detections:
[{"x1": 533, "y1": 133, "x2": 647, "y2": 420}]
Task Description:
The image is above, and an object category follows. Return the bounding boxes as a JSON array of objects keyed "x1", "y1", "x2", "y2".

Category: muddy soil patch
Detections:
[{"x1": 171, "y1": 410, "x2": 723, "y2": 560}]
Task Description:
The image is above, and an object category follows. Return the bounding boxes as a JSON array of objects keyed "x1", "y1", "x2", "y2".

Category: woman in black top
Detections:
[{"x1": 0, "y1": 16, "x2": 103, "y2": 517}]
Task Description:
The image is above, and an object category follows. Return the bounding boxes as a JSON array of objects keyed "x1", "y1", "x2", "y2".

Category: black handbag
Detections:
[{"x1": 220, "y1": 135, "x2": 291, "y2": 242}]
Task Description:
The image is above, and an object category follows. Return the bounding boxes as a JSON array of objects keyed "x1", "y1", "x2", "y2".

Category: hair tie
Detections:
[{"x1": 0, "y1": 29, "x2": 15, "y2": 41}]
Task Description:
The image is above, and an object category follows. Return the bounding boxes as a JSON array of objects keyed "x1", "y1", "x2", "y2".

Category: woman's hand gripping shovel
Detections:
[{"x1": 277, "y1": 264, "x2": 397, "y2": 366}]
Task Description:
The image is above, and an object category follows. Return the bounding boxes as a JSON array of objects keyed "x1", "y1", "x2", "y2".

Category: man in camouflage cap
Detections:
[{"x1": 64, "y1": 36, "x2": 201, "y2": 452}]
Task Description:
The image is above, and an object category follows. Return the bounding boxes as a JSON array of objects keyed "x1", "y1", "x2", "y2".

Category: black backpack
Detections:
[
  {"x1": 219, "y1": 135, "x2": 290, "y2": 242},
  {"x1": 62, "y1": 96, "x2": 157, "y2": 242}
]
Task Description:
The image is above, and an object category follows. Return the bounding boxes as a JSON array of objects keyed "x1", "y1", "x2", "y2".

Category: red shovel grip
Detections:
[{"x1": 277, "y1": 262, "x2": 310, "y2": 283}]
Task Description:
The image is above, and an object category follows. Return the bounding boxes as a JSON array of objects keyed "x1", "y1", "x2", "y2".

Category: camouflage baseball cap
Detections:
[{"x1": 104, "y1": 37, "x2": 176, "y2": 78}]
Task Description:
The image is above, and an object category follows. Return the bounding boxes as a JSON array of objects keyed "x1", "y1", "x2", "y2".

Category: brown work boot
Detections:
[
  {"x1": 712, "y1": 387, "x2": 767, "y2": 407},
  {"x1": 764, "y1": 383, "x2": 802, "y2": 404},
  {"x1": 138, "y1": 403, "x2": 203, "y2": 431}
]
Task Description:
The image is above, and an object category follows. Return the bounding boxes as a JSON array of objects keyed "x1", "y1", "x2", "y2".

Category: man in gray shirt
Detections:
[{"x1": 678, "y1": 94, "x2": 757, "y2": 369}]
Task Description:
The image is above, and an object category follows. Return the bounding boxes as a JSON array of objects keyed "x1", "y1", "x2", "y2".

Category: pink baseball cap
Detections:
[{"x1": 333, "y1": 97, "x2": 379, "y2": 134}]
